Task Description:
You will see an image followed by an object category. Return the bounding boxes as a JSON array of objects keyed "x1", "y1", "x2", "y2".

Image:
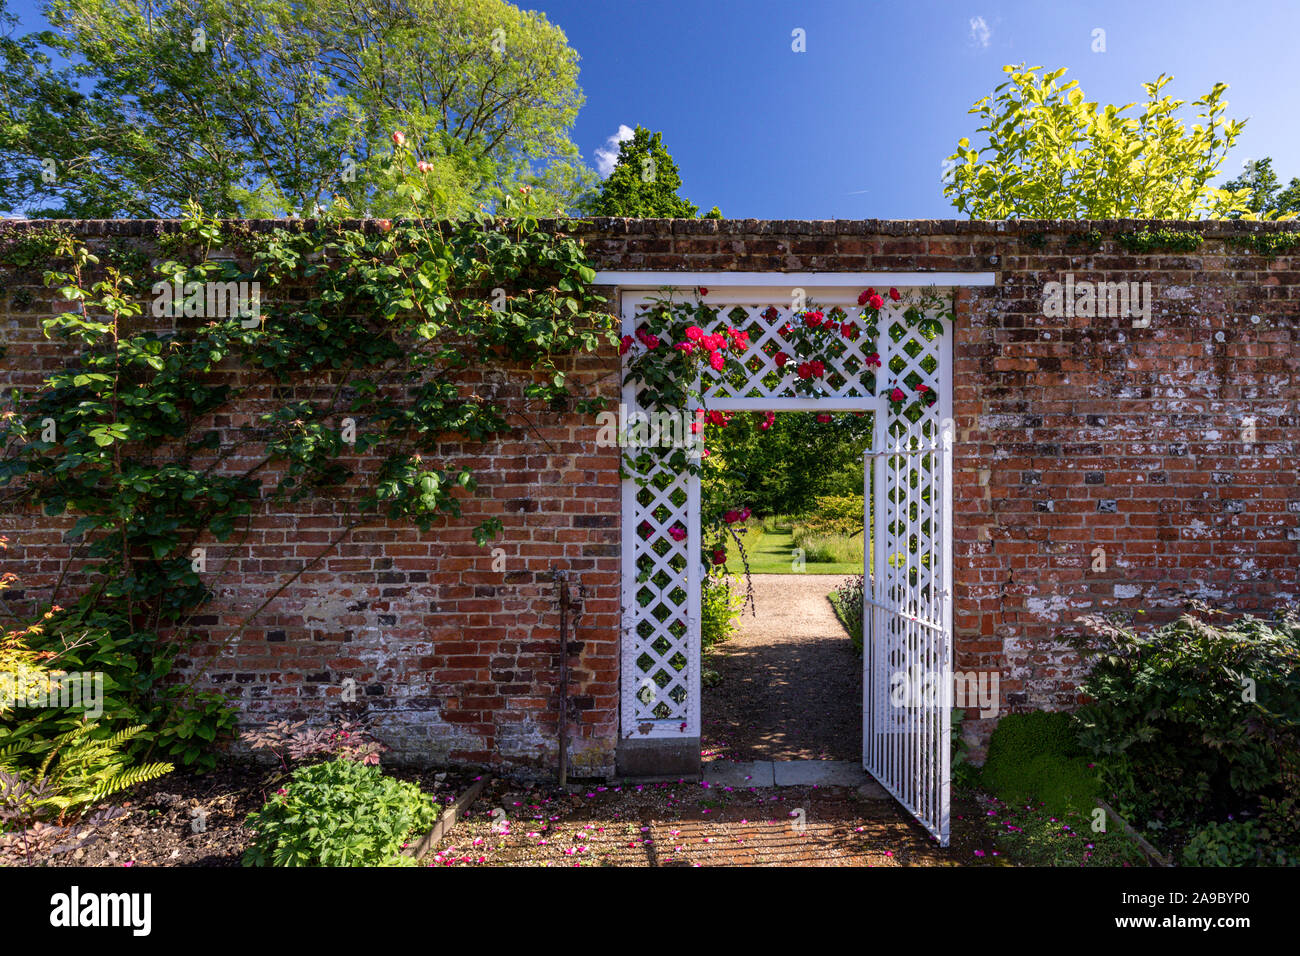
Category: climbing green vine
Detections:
[{"x1": 0, "y1": 139, "x2": 617, "y2": 772}]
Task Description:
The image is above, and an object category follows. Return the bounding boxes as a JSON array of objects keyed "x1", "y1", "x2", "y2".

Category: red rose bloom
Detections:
[
  {"x1": 840, "y1": 322, "x2": 856, "y2": 339},
  {"x1": 889, "y1": 287, "x2": 901, "y2": 301},
  {"x1": 797, "y1": 363, "x2": 812, "y2": 380},
  {"x1": 620, "y1": 334, "x2": 635, "y2": 355},
  {"x1": 709, "y1": 350, "x2": 726, "y2": 371},
  {"x1": 868, "y1": 294, "x2": 884, "y2": 310},
  {"x1": 724, "y1": 510, "x2": 740, "y2": 523},
  {"x1": 711, "y1": 549, "x2": 726, "y2": 565},
  {"x1": 816, "y1": 413, "x2": 831, "y2": 424},
  {"x1": 674, "y1": 342, "x2": 694, "y2": 355},
  {"x1": 865, "y1": 352, "x2": 882, "y2": 368},
  {"x1": 810, "y1": 360, "x2": 825, "y2": 377},
  {"x1": 915, "y1": 383, "x2": 930, "y2": 394},
  {"x1": 763, "y1": 306, "x2": 779, "y2": 321},
  {"x1": 685, "y1": 326, "x2": 705, "y2": 342},
  {"x1": 669, "y1": 526, "x2": 687, "y2": 541},
  {"x1": 805, "y1": 311, "x2": 823, "y2": 328},
  {"x1": 857, "y1": 290, "x2": 870, "y2": 306},
  {"x1": 760, "y1": 411, "x2": 775, "y2": 431},
  {"x1": 775, "y1": 351, "x2": 789, "y2": 368},
  {"x1": 698, "y1": 287, "x2": 709, "y2": 296},
  {"x1": 889, "y1": 387, "x2": 906, "y2": 402}
]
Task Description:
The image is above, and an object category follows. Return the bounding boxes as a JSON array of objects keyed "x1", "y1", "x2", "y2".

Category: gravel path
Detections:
[{"x1": 702, "y1": 573, "x2": 861, "y2": 762}]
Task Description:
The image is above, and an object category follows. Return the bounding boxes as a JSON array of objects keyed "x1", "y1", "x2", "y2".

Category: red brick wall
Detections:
[{"x1": 2, "y1": 216, "x2": 1298, "y2": 771}]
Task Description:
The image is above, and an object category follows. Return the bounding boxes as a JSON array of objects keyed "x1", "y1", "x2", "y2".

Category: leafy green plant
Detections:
[
  {"x1": 242, "y1": 758, "x2": 438, "y2": 867},
  {"x1": 1181, "y1": 821, "x2": 1269, "y2": 866},
  {"x1": 947, "y1": 65, "x2": 1249, "y2": 219},
  {"x1": 0, "y1": 722, "x2": 171, "y2": 823},
  {"x1": 828, "y1": 574, "x2": 865, "y2": 651},
  {"x1": 1070, "y1": 605, "x2": 1300, "y2": 833},
  {"x1": 951, "y1": 709, "x2": 980, "y2": 789},
  {"x1": 701, "y1": 573, "x2": 744, "y2": 649}
]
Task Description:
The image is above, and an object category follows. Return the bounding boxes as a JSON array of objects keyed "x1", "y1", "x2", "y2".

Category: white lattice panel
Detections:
[{"x1": 864, "y1": 314, "x2": 953, "y2": 844}]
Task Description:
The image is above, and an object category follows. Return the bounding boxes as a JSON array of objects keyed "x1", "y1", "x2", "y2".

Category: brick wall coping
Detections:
[{"x1": 2, "y1": 217, "x2": 1299, "y2": 239}]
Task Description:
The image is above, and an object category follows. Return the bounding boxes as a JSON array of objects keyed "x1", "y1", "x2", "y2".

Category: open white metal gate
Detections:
[{"x1": 863, "y1": 410, "x2": 954, "y2": 845}]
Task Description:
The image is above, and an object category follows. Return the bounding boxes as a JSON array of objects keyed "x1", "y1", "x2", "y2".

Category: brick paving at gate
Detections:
[{"x1": 424, "y1": 777, "x2": 998, "y2": 867}]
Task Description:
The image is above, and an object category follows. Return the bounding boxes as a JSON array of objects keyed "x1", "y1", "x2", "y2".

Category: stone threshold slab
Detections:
[{"x1": 702, "y1": 759, "x2": 887, "y2": 792}]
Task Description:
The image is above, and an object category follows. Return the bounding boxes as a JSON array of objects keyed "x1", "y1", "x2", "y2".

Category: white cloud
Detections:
[
  {"x1": 594, "y1": 124, "x2": 635, "y2": 178},
  {"x1": 969, "y1": 16, "x2": 991, "y2": 48}
]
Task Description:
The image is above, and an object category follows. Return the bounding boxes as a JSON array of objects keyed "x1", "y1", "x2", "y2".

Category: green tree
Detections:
[
  {"x1": 0, "y1": 0, "x2": 593, "y2": 218},
  {"x1": 584, "y1": 125, "x2": 716, "y2": 218},
  {"x1": 945, "y1": 65, "x2": 1250, "y2": 219},
  {"x1": 1222, "y1": 157, "x2": 1300, "y2": 219},
  {"x1": 703, "y1": 412, "x2": 871, "y2": 517}
]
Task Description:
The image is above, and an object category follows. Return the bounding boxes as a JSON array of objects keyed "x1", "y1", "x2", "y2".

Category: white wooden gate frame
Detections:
[{"x1": 600, "y1": 271, "x2": 992, "y2": 842}]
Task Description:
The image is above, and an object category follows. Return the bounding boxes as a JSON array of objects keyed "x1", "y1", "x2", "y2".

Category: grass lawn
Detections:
[{"x1": 724, "y1": 528, "x2": 865, "y2": 575}]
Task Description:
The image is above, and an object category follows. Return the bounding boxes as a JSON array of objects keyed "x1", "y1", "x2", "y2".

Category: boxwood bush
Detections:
[
  {"x1": 242, "y1": 758, "x2": 438, "y2": 867},
  {"x1": 980, "y1": 710, "x2": 1100, "y2": 815}
]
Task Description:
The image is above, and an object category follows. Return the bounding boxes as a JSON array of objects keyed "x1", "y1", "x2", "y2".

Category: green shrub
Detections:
[
  {"x1": 1180, "y1": 797, "x2": 1300, "y2": 866},
  {"x1": 828, "y1": 575, "x2": 865, "y2": 651},
  {"x1": 810, "y1": 494, "x2": 864, "y2": 522},
  {"x1": 981, "y1": 710, "x2": 1101, "y2": 816},
  {"x1": 792, "y1": 529, "x2": 859, "y2": 563},
  {"x1": 0, "y1": 722, "x2": 172, "y2": 825},
  {"x1": 1071, "y1": 606, "x2": 1300, "y2": 832},
  {"x1": 702, "y1": 574, "x2": 744, "y2": 648},
  {"x1": 3, "y1": 591, "x2": 237, "y2": 773},
  {"x1": 243, "y1": 758, "x2": 438, "y2": 867},
  {"x1": 1181, "y1": 821, "x2": 1270, "y2": 867}
]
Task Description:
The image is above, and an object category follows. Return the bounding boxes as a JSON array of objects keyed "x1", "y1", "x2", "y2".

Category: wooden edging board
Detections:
[{"x1": 404, "y1": 776, "x2": 491, "y2": 861}]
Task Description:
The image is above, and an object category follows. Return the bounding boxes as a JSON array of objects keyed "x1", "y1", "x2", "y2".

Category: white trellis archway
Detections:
[{"x1": 602, "y1": 271, "x2": 990, "y2": 842}]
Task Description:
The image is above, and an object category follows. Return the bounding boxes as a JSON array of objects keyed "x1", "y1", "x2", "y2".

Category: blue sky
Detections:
[{"x1": 9, "y1": 0, "x2": 1300, "y2": 218}]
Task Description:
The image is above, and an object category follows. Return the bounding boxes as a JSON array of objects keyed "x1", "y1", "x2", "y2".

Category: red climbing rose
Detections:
[
  {"x1": 816, "y1": 413, "x2": 831, "y2": 423},
  {"x1": 889, "y1": 287, "x2": 901, "y2": 301},
  {"x1": 868, "y1": 294, "x2": 884, "y2": 310},
  {"x1": 685, "y1": 326, "x2": 705, "y2": 342},
  {"x1": 620, "y1": 335, "x2": 634, "y2": 355},
  {"x1": 809, "y1": 359, "x2": 825, "y2": 377},
  {"x1": 889, "y1": 387, "x2": 906, "y2": 402},
  {"x1": 797, "y1": 363, "x2": 812, "y2": 379},
  {"x1": 775, "y1": 351, "x2": 789, "y2": 368},
  {"x1": 709, "y1": 350, "x2": 726, "y2": 371},
  {"x1": 711, "y1": 549, "x2": 726, "y2": 565}
]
